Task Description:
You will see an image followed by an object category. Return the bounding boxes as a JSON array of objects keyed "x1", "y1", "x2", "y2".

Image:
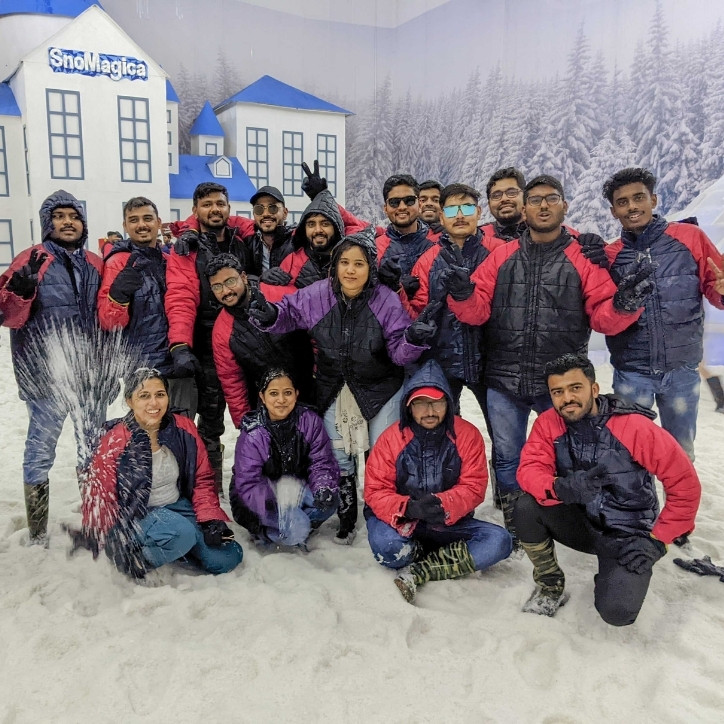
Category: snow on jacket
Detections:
[
  {"x1": 0, "y1": 191, "x2": 103, "y2": 400},
  {"x1": 363, "y1": 359, "x2": 488, "y2": 536},
  {"x1": 375, "y1": 220, "x2": 437, "y2": 276},
  {"x1": 448, "y1": 228, "x2": 642, "y2": 398},
  {"x1": 605, "y1": 215, "x2": 724, "y2": 375},
  {"x1": 255, "y1": 229, "x2": 426, "y2": 418},
  {"x1": 407, "y1": 230, "x2": 503, "y2": 384},
  {"x1": 517, "y1": 394, "x2": 701, "y2": 543},
  {"x1": 230, "y1": 403, "x2": 339, "y2": 529},
  {"x1": 82, "y1": 411, "x2": 227, "y2": 539},
  {"x1": 97, "y1": 240, "x2": 172, "y2": 374}
]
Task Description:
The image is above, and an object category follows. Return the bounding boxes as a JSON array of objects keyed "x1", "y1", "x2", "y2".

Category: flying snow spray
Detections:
[{"x1": 274, "y1": 475, "x2": 310, "y2": 547}]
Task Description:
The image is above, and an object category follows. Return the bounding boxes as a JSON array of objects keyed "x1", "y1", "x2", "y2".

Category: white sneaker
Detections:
[{"x1": 394, "y1": 570, "x2": 417, "y2": 603}]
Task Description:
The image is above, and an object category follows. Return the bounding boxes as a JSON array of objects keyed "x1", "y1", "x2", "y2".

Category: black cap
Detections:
[{"x1": 250, "y1": 186, "x2": 285, "y2": 206}]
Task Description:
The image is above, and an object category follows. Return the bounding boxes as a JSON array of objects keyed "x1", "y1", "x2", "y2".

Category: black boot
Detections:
[
  {"x1": 207, "y1": 444, "x2": 225, "y2": 497},
  {"x1": 706, "y1": 375, "x2": 724, "y2": 413},
  {"x1": 334, "y1": 474, "x2": 358, "y2": 545},
  {"x1": 24, "y1": 481, "x2": 50, "y2": 545},
  {"x1": 498, "y1": 489, "x2": 523, "y2": 551}
]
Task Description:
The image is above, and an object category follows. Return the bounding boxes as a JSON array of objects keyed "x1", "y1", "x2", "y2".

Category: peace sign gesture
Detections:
[
  {"x1": 301, "y1": 160, "x2": 328, "y2": 200},
  {"x1": 707, "y1": 256, "x2": 724, "y2": 295}
]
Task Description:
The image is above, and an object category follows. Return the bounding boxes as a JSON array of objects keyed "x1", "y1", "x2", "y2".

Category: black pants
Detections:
[
  {"x1": 514, "y1": 493, "x2": 653, "y2": 626},
  {"x1": 448, "y1": 377, "x2": 497, "y2": 469}
]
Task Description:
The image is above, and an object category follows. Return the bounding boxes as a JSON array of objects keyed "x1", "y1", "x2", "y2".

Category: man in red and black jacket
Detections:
[
  {"x1": 418, "y1": 179, "x2": 444, "y2": 240},
  {"x1": 515, "y1": 353, "x2": 701, "y2": 624},
  {"x1": 480, "y1": 166, "x2": 528, "y2": 244}
]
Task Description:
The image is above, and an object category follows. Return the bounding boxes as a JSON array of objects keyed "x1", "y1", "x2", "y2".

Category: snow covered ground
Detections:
[{"x1": 1, "y1": 326, "x2": 723, "y2": 723}]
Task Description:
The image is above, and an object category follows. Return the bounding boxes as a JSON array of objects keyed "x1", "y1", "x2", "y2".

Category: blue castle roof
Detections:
[
  {"x1": 0, "y1": 1, "x2": 102, "y2": 16},
  {"x1": 169, "y1": 155, "x2": 256, "y2": 203},
  {"x1": 189, "y1": 101, "x2": 224, "y2": 137},
  {"x1": 216, "y1": 74, "x2": 351, "y2": 115},
  {"x1": 0, "y1": 83, "x2": 21, "y2": 116},
  {"x1": 166, "y1": 79, "x2": 179, "y2": 103}
]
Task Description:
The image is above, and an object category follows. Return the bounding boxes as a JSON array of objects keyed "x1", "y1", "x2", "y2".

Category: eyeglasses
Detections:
[
  {"x1": 210, "y1": 276, "x2": 241, "y2": 293},
  {"x1": 442, "y1": 204, "x2": 477, "y2": 219},
  {"x1": 387, "y1": 195, "x2": 418, "y2": 208},
  {"x1": 526, "y1": 193, "x2": 563, "y2": 207},
  {"x1": 489, "y1": 188, "x2": 522, "y2": 201},
  {"x1": 253, "y1": 203, "x2": 281, "y2": 215},
  {"x1": 410, "y1": 399, "x2": 447, "y2": 412}
]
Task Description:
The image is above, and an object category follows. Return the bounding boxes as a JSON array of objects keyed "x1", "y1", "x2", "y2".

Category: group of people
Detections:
[{"x1": 0, "y1": 160, "x2": 717, "y2": 625}]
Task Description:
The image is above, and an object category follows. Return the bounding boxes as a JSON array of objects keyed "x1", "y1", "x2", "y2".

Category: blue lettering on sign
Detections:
[{"x1": 48, "y1": 47, "x2": 148, "y2": 82}]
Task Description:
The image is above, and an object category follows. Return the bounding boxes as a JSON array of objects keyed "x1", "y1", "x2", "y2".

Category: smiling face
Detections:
[
  {"x1": 419, "y1": 188, "x2": 441, "y2": 224},
  {"x1": 336, "y1": 244, "x2": 370, "y2": 298},
  {"x1": 127, "y1": 377, "x2": 169, "y2": 431},
  {"x1": 610, "y1": 182, "x2": 658, "y2": 235},
  {"x1": 305, "y1": 213, "x2": 336, "y2": 250},
  {"x1": 487, "y1": 177, "x2": 524, "y2": 224},
  {"x1": 193, "y1": 192, "x2": 230, "y2": 233},
  {"x1": 259, "y1": 375, "x2": 298, "y2": 421},
  {"x1": 124, "y1": 205, "x2": 162, "y2": 248},
  {"x1": 441, "y1": 193, "x2": 481, "y2": 244},
  {"x1": 383, "y1": 184, "x2": 420, "y2": 233},
  {"x1": 252, "y1": 194, "x2": 288, "y2": 234},
  {"x1": 49, "y1": 207, "x2": 84, "y2": 248},
  {"x1": 209, "y1": 267, "x2": 247, "y2": 307},
  {"x1": 548, "y1": 368, "x2": 599, "y2": 423}
]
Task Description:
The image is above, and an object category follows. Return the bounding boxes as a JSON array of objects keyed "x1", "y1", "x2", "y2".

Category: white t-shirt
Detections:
[{"x1": 147, "y1": 445, "x2": 180, "y2": 508}]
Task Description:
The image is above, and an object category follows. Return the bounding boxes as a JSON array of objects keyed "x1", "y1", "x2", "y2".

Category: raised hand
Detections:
[
  {"x1": 301, "y1": 160, "x2": 328, "y2": 200},
  {"x1": 577, "y1": 232, "x2": 609, "y2": 269},
  {"x1": 109, "y1": 253, "x2": 144, "y2": 304},
  {"x1": 707, "y1": 257, "x2": 724, "y2": 295},
  {"x1": 6, "y1": 248, "x2": 48, "y2": 299},
  {"x1": 248, "y1": 286, "x2": 278, "y2": 326},
  {"x1": 174, "y1": 230, "x2": 199, "y2": 256},
  {"x1": 405, "y1": 300, "x2": 443, "y2": 345},
  {"x1": 613, "y1": 260, "x2": 657, "y2": 312}
]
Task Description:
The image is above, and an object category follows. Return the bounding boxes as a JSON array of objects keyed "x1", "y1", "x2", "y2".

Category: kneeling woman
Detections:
[
  {"x1": 83, "y1": 368, "x2": 243, "y2": 579},
  {"x1": 230, "y1": 368, "x2": 340, "y2": 548}
]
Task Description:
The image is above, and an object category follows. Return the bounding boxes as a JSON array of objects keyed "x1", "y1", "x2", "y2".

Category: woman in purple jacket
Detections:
[
  {"x1": 230, "y1": 368, "x2": 340, "y2": 549},
  {"x1": 249, "y1": 228, "x2": 436, "y2": 545}
]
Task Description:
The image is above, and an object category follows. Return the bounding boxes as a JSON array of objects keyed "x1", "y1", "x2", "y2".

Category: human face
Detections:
[
  {"x1": 409, "y1": 396, "x2": 447, "y2": 429},
  {"x1": 610, "y1": 182, "x2": 658, "y2": 235},
  {"x1": 441, "y1": 194, "x2": 481, "y2": 243},
  {"x1": 193, "y1": 192, "x2": 229, "y2": 233},
  {"x1": 548, "y1": 368, "x2": 599, "y2": 423},
  {"x1": 488, "y1": 178, "x2": 524, "y2": 224},
  {"x1": 337, "y1": 245, "x2": 370, "y2": 298},
  {"x1": 259, "y1": 376, "x2": 298, "y2": 421},
  {"x1": 383, "y1": 185, "x2": 420, "y2": 233},
  {"x1": 209, "y1": 267, "x2": 247, "y2": 306},
  {"x1": 127, "y1": 377, "x2": 169, "y2": 431},
  {"x1": 49, "y1": 207, "x2": 83, "y2": 247},
  {"x1": 305, "y1": 213, "x2": 336, "y2": 250},
  {"x1": 252, "y1": 195, "x2": 288, "y2": 234},
  {"x1": 524, "y1": 184, "x2": 568, "y2": 236},
  {"x1": 419, "y1": 188, "x2": 441, "y2": 224},
  {"x1": 124, "y1": 205, "x2": 162, "y2": 248}
]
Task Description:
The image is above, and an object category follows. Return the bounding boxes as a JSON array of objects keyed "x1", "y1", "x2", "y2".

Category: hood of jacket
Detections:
[
  {"x1": 330, "y1": 225, "x2": 379, "y2": 293},
  {"x1": 596, "y1": 393, "x2": 657, "y2": 422},
  {"x1": 399, "y1": 359, "x2": 455, "y2": 435},
  {"x1": 294, "y1": 190, "x2": 344, "y2": 252},
  {"x1": 40, "y1": 189, "x2": 88, "y2": 248}
]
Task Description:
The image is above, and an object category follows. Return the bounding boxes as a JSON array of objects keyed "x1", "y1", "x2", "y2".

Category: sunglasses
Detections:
[
  {"x1": 489, "y1": 188, "x2": 522, "y2": 201},
  {"x1": 442, "y1": 204, "x2": 477, "y2": 218},
  {"x1": 210, "y1": 276, "x2": 241, "y2": 293},
  {"x1": 387, "y1": 195, "x2": 418, "y2": 208},
  {"x1": 253, "y1": 203, "x2": 281, "y2": 215}
]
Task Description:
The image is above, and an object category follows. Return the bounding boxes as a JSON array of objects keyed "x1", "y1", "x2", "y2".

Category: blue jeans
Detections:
[
  {"x1": 486, "y1": 387, "x2": 553, "y2": 495},
  {"x1": 323, "y1": 387, "x2": 402, "y2": 475},
  {"x1": 613, "y1": 365, "x2": 700, "y2": 460},
  {"x1": 366, "y1": 514, "x2": 513, "y2": 571},
  {"x1": 23, "y1": 398, "x2": 106, "y2": 485},
  {"x1": 137, "y1": 498, "x2": 243, "y2": 574},
  {"x1": 265, "y1": 487, "x2": 337, "y2": 546}
]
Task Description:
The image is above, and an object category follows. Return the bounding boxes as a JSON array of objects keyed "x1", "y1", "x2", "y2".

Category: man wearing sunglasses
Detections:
[{"x1": 441, "y1": 174, "x2": 654, "y2": 548}]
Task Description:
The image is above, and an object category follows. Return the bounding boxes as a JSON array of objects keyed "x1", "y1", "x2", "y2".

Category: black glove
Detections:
[
  {"x1": 405, "y1": 300, "x2": 443, "y2": 345},
  {"x1": 301, "y1": 160, "x2": 328, "y2": 200},
  {"x1": 673, "y1": 555, "x2": 724, "y2": 581},
  {"x1": 170, "y1": 343, "x2": 202, "y2": 379},
  {"x1": 230, "y1": 493, "x2": 263, "y2": 534},
  {"x1": 200, "y1": 519, "x2": 234, "y2": 547},
  {"x1": 613, "y1": 261, "x2": 657, "y2": 312},
  {"x1": 313, "y1": 487, "x2": 337, "y2": 511},
  {"x1": 61, "y1": 523, "x2": 100, "y2": 559},
  {"x1": 104, "y1": 521, "x2": 147, "y2": 580},
  {"x1": 553, "y1": 463, "x2": 610, "y2": 505},
  {"x1": 405, "y1": 493, "x2": 446, "y2": 525},
  {"x1": 400, "y1": 274, "x2": 420, "y2": 298},
  {"x1": 295, "y1": 263, "x2": 323, "y2": 289},
  {"x1": 248, "y1": 286, "x2": 278, "y2": 327},
  {"x1": 577, "y1": 233, "x2": 609, "y2": 269},
  {"x1": 618, "y1": 535, "x2": 667, "y2": 575},
  {"x1": 109, "y1": 254, "x2": 144, "y2": 304},
  {"x1": 260, "y1": 267, "x2": 293, "y2": 286},
  {"x1": 439, "y1": 265, "x2": 474, "y2": 301},
  {"x1": 174, "y1": 230, "x2": 200, "y2": 256},
  {"x1": 377, "y1": 253, "x2": 402, "y2": 290},
  {"x1": 6, "y1": 248, "x2": 48, "y2": 299}
]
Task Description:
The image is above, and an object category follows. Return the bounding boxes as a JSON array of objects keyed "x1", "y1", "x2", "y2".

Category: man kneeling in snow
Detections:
[
  {"x1": 516, "y1": 353, "x2": 701, "y2": 624},
  {"x1": 363, "y1": 360, "x2": 513, "y2": 603}
]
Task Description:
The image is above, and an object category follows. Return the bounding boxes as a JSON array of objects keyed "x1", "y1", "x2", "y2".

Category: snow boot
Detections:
[
  {"x1": 208, "y1": 444, "x2": 225, "y2": 497},
  {"x1": 24, "y1": 480, "x2": 50, "y2": 545},
  {"x1": 498, "y1": 489, "x2": 523, "y2": 551},
  {"x1": 520, "y1": 537, "x2": 567, "y2": 616},
  {"x1": 394, "y1": 539, "x2": 476, "y2": 603},
  {"x1": 334, "y1": 474, "x2": 358, "y2": 545},
  {"x1": 489, "y1": 462, "x2": 501, "y2": 509},
  {"x1": 705, "y1": 375, "x2": 724, "y2": 413}
]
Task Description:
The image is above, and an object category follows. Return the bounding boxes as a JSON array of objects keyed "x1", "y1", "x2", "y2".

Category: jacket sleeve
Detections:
[
  {"x1": 671, "y1": 224, "x2": 724, "y2": 310},
  {"x1": 97, "y1": 252, "x2": 131, "y2": 330},
  {"x1": 260, "y1": 250, "x2": 306, "y2": 303},
  {"x1": 517, "y1": 412, "x2": 564, "y2": 506},
  {"x1": 165, "y1": 249, "x2": 201, "y2": 347},
  {"x1": 363, "y1": 426, "x2": 416, "y2": 536},
  {"x1": 211, "y1": 313, "x2": 250, "y2": 428},
  {"x1": 259, "y1": 282, "x2": 319, "y2": 335},
  {"x1": 607, "y1": 415, "x2": 702, "y2": 544},
  {"x1": 446, "y1": 245, "x2": 506, "y2": 325},
  {"x1": 405, "y1": 248, "x2": 435, "y2": 319},
  {"x1": 231, "y1": 426, "x2": 277, "y2": 526},
  {"x1": 435, "y1": 419, "x2": 488, "y2": 525},
  {"x1": 375, "y1": 286, "x2": 427, "y2": 366},
  {"x1": 0, "y1": 247, "x2": 52, "y2": 329},
  {"x1": 338, "y1": 205, "x2": 369, "y2": 235},
  {"x1": 301, "y1": 409, "x2": 340, "y2": 494}
]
